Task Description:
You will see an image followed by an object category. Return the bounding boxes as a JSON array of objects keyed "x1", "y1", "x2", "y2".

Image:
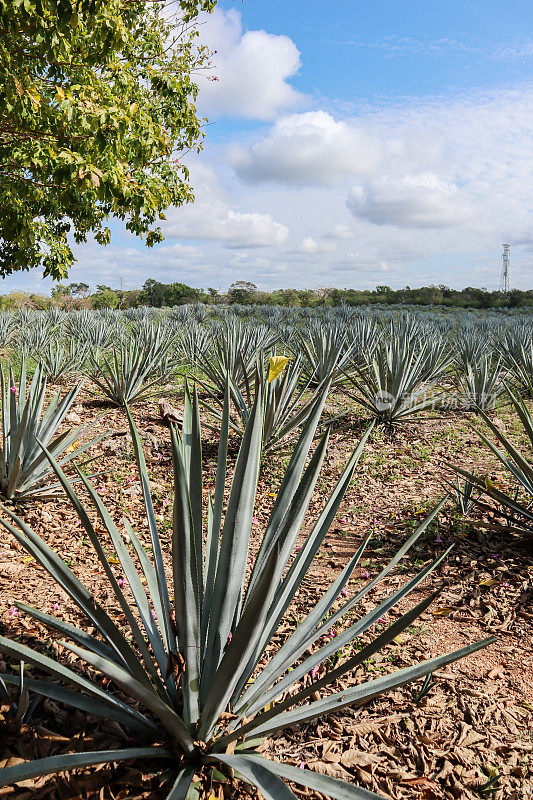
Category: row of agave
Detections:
[
  {"x1": 2, "y1": 312, "x2": 531, "y2": 403},
  {"x1": 0, "y1": 331, "x2": 530, "y2": 500},
  {"x1": 0, "y1": 372, "x2": 497, "y2": 799}
]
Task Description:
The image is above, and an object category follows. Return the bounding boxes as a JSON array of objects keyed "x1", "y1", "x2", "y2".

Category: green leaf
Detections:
[
  {"x1": 0, "y1": 748, "x2": 170, "y2": 789},
  {"x1": 241, "y1": 756, "x2": 384, "y2": 800},
  {"x1": 210, "y1": 755, "x2": 297, "y2": 800}
]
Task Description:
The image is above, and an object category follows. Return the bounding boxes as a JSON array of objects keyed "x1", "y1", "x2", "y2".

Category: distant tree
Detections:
[
  {"x1": 120, "y1": 289, "x2": 142, "y2": 308},
  {"x1": 0, "y1": 0, "x2": 216, "y2": 279},
  {"x1": 140, "y1": 279, "x2": 166, "y2": 307},
  {"x1": 29, "y1": 293, "x2": 53, "y2": 310},
  {"x1": 91, "y1": 286, "x2": 120, "y2": 309},
  {"x1": 228, "y1": 281, "x2": 257, "y2": 304},
  {"x1": 51, "y1": 284, "x2": 71, "y2": 300},
  {"x1": 0, "y1": 291, "x2": 35, "y2": 309},
  {"x1": 165, "y1": 282, "x2": 202, "y2": 306},
  {"x1": 69, "y1": 282, "x2": 90, "y2": 297}
]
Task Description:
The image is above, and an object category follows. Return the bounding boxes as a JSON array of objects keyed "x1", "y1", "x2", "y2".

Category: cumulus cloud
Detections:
[
  {"x1": 231, "y1": 111, "x2": 383, "y2": 186},
  {"x1": 196, "y1": 8, "x2": 305, "y2": 120},
  {"x1": 347, "y1": 173, "x2": 468, "y2": 228},
  {"x1": 162, "y1": 165, "x2": 289, "y2": 248},
  {"x1": 296, "y1": 236, "x2": 336, "y2": 254}
]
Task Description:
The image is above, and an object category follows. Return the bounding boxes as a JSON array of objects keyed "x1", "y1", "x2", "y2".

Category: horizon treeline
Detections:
[{"x1": 1, "y1": 278, "x2": 532, "y2": 311}]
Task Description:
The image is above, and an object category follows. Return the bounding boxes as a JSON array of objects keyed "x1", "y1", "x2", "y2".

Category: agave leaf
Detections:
[
  {"x1": 249, "y1": 387, "x2": 332, "y2": 595},
  {"x1": 201, "y1": 378, "x2": 230, "y2": 649},
  {"x1": 73, "y1": 468, "x2": 171, "y2": 699},
  {"x1": 0, "y1": 636, "x2": 156, "y2": 733},
  {"x1": 170, "y1": 422, "x2": 201, "y2": 726},
  {"x1": 165, "y1": 763, "x2": 197, "y2": 800},
  {"x1": 30, "y1": 441, "x2": 165, "y2": 693},
  {"x1": 124, "y1": 520, "x2": 169, "y2": 651},
  {"x1": 189, "y1": 385, "x2": 204, "y2": 596},
  {"x1": 1, "y1": 673, "x2": 152, "y2": 733},
  {"x1": 237, "y1": 430, "x2": 375, "y2": 712},
  {"x1": 240, "y1": 637, "x2": 495, "y2": 740},
  {"x1": 251, "y1": 544, "x2": 452, "y2": 720},
  {"x1": 60, "y1": 641, "x2": 195, "y2": 754},
  {"x1": 201, "y1": 382, "x2": 264, "y2": 697},
  {"x1": 0, "y1": 748, "x2": 170, "y2": 789},
  {"x1": 239, "y1": 755, "x2": 384, "y2": 800},
  {"x1": 246, "y1": 429, "x2": 330, "y2": 604},
  {"x1": 225, "y1": 592, "x2": 441, "y2": 747},
  {"x1": 270, "y1": 424, "x2": 373, "y2": 613},
  {"x1": 14, "y1": 603, "x2": 122, "y2": 666},
  {"x1": 212, "y1": 754, "x2": 297, "y2": 800},
  {"x1": 197, "y1": 543, "x2": 281, "y2": 740},
  {"x1": 230, "y1": 430, "x2": 332, "y2": 704},
  {"x1": 125, "y1": 405, "x2": 175, "y2": 656},
  {"x1": 234, "y1": 537, "x2": 370, "y2": 715},
  {"x1": 0, "y1": 507, "x2": 153, "y2": 687},
  {"x1": 474, "y1": 393, "x2": 533, "y2": 489}
]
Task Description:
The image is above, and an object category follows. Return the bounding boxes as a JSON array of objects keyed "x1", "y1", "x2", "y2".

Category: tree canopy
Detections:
[{"x1": 0, "y1": 0, "x2": 215, "y2": 279}]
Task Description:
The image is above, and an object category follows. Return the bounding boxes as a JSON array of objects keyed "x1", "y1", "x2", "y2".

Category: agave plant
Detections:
[
  {"x1": 201, "y1": 355, "x2": 331, "y2": 452},
  {"x1": 343, "y1": 336, "x2": 451, "y2": 427},
  {"x1": 0, "y1": 360, "x2": 104, "y2": 500},
  {"x1": 297, "y1": 323, "x2": 356, "y2": 387},
  {"x1": 0, "y1": 311, "x2": 16, "y2": 350},
  {"x1": 0, "y1": 381, "x2": 492, "y2": 797},
  {"x1": 351, "y1": 316, "x2": 380, "y2": 366},
  {"x1": 88, "y1": 331, "x2": 171, "y2": 407},
  {"x1": 454, "y1": 327, "x2": 489, "y2": 373},
  {"x1": 38, "y1": 339, "x2": 88, "y2": 383},
  {"x1": 193, "y1": 320, "x2": 277, "y2": 402},
  {"x1": 17, "y1": 315, "x2": 55, "y2": 355},
  {"x1": 455, "y1": 354, "x2": 506, "y2": 411},
  {"x1": 67, "y1": 312, "x2": 122, "y2": 351},
  {"x1": 178, "y1": 323, "x2": 212, "y2": 371},
  {"x1": 445, "y1": 475, "x2": 479, "y2": 515},
  {"x1": 452, "y1": 385, "x2": 533, "y2": 537},
  {"x1": 502, "y1": 339, "x2": 533, "y2": 398}
]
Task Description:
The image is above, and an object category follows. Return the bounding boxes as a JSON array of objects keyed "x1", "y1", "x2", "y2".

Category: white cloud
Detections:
[
  {"x1": 18, "y1": 85, "x2": 533, "y2": 293},
  {"x1": 197, "y1": 8, "x2": 305, "y2": 120},
  {"x1": 231, "y1": 111, "x2": 383, "y2": 186},
  {"x1": 324, "y1": 224, "x2": 354, "y2": 240},
  {"x1": 162, "y1": 165, "x2": 289, "y2": 248},
  {"x1": 296, "y1": 236, "x2": 335, "y2": 254},
  {"x1": 347, "y1": 173, "x2": 468, "y2": 228}
]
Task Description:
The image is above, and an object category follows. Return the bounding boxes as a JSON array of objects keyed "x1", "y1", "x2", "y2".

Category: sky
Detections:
[{"x1": 8, "y1": 0, "x2": 533, "y2": 294}]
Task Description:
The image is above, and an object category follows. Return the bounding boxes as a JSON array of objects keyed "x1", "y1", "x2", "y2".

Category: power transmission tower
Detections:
[{"x1": 500, "y1": 244, "x2": 510, "y2": 297}]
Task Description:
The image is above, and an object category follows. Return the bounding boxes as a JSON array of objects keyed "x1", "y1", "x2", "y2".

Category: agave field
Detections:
[{"x1": 0, "y1": 304, "x2": 531, "y2": 800}]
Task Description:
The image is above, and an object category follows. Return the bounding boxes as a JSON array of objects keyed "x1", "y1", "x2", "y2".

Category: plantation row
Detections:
[{"x1": 0, "y1": 304, "x2": 531, "y2": 799}]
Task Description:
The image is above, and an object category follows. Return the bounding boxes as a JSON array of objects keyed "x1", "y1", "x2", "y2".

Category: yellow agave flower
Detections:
[{"x1": 268, "y1": 355, "x2": 289, "y2": 383}]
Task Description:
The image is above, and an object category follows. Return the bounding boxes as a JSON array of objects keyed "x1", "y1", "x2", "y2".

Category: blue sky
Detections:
[{"x1": 7, "y1": 0, "x2": 533, "y2": 294}]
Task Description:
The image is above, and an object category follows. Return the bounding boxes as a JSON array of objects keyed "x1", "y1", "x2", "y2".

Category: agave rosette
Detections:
[
  {"x1": 0, "y1": 359, "x2": 105, "y2": 500},
  {"x1": 0, "y1": 376, "x2": 492, "y2": 798}
]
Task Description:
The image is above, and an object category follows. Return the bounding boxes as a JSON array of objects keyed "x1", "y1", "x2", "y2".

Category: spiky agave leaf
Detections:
[
  {"x1": 0, "y1": 381, "x2": 493, "y2": 798},
  {"x1": 200, "y1": 354, "x2": 331, "y2": 453},
  {"x1": 297, "y1": 322, "x2": 357, "y2": 387},
  {"x1": 0, "y1": 359, "x2": 106, "y2": 500},
  {"x1": 455, "y1": 353, "x2": 507, "y2": 411},
  {"x1": 451, "y1": 383, "x2": 533, "y2": 536},
  {"x1": 87, "y1": 327, "x2": 172, "y2": 406},
  {"x1": 38, "y1": 338, "x2": 88, "y2": 383},
  {"x1": 343, "y1": 334, "x2": 451, "y2": 427}
]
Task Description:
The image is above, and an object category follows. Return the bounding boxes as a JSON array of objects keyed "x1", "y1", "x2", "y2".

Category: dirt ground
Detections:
[{"x1": 0, "y1": 381, "x2": 531, "y2": 800}]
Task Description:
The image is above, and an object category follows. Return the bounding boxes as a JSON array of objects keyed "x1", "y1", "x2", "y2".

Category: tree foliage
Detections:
[{"x1": 0, "y1": 0, "x2": 216, "y2": 279}]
